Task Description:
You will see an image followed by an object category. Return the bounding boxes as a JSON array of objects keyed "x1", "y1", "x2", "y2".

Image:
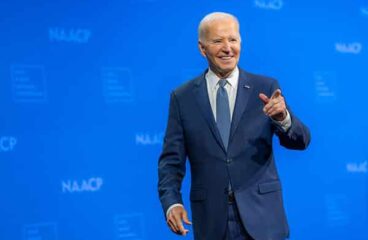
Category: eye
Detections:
[
  {"x1": 230, "y1": 38, "x2": 238, "y2": 42},
  {"x1": 212, "y1": 39, "x2": 222, "y2": 44}
]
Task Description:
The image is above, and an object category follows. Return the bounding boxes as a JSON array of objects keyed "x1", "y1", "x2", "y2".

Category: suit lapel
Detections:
[
  {"x1": 229, "y1": 70, "x2": 253, "y2": 141},
  {"x1": 193, "y1": 72, "x2": 226, "y2": 153}
]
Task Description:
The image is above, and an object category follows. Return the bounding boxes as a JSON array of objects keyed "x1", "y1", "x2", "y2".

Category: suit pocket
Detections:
[
  {"x1": 190, "y1": 188, "x2": 207, "y2": 202},
  {"x1": 258, "y1": 180, "x2": 281, "y2": 194}
]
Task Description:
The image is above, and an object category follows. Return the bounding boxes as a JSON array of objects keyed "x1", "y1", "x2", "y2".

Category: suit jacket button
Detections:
[{"x1": 226, "y1": 158, "x2": 232, "y2": 164}]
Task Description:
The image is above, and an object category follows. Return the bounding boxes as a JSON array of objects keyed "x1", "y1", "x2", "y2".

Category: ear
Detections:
[{"x1": 198, "y1": 41, "x2": 206, "y2": 57}]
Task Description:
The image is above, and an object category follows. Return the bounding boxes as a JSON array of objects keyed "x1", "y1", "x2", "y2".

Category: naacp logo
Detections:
[
  {"x1": 347, "y1": 161, "x2": 367, "y2": 173},
  {"x1": 49, "y1": 27, "x2": 91, "y2": 43},
  {"x1": 335, "y1": 42, "x2": 362, "y2": 54},
  {"x1": 0, "y1": 136, "x2": 17, "y2": 152},
  {"x1": 135, "y1": 132, "x2": 163, "y2": 146},
  {"x1": 255, "y1": 0, "x2": 283, "y2": 10},
  {"x1": 62, "y1": 177, "x2": 103, "y2": 193}
]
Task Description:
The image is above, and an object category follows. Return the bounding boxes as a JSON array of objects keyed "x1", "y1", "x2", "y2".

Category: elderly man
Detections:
[{"x1": 158, "y1": 12, "x2": 310, "y2": 240}]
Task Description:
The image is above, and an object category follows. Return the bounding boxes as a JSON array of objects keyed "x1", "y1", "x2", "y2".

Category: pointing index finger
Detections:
[{"x1": 259, "y1": 93, "x2": 270, "y2": 104}]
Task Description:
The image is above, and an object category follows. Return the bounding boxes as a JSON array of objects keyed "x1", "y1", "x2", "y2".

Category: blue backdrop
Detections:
[{"x1": 0, "y1": 0, "x2": 367, "y2": 239}]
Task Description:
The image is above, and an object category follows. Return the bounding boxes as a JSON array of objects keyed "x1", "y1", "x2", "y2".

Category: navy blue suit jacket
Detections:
[{"x1": 158, "y1": 68, "x2": 311, "y2": 240}]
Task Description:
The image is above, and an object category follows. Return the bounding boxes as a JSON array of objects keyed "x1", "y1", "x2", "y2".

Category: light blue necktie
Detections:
[{"x1": 216, "y1": 79, "x2": 231, "y2": 150}]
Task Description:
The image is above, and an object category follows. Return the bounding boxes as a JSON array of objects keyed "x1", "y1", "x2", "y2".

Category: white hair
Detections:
[{"x1": 198, "y1": 12, "x2": 240, "y2": 42}]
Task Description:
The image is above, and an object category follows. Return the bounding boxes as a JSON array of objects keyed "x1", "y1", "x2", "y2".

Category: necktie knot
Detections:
[{"x1": 218, "y1": 79, "x2": 227, "y2": 88}]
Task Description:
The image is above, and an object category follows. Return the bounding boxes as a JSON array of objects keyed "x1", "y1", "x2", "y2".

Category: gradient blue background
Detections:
[{"x1": 0, "y1": 0, "x2": 367, "y2": 239}]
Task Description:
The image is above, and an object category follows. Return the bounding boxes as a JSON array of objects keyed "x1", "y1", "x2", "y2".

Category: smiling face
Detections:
[{"x1": 198, "y1": 17, "x2": 241, "y2": 78}]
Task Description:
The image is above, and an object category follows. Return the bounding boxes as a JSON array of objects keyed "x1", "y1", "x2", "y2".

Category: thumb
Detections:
[
  {"x1": 182, "y1": 210, "x2": 192, "y2": 225},
  {"x1": 271, "y1": 89, "x2": 282, "y2": 99},
  {"x1": 259, "y1": 93, "x2": 269, "y2": 104}
]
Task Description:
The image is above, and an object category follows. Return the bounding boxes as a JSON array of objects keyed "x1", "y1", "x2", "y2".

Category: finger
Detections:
[
  {"x1": 267, "y1": 102, "x2": 283, "y2": 115},
  {"x1": 265, "y1": 101, "x2": 280, "y2": 114},
  {"x1": 167, "y1": 215, "x2": 179, "y2": 232},
  {"x1": 173, "y1": 213, "x2": 186, "y2": 235},
  {"x1": 271, "y1": 89, "x2": 282, "y2": 99},
  {"x1": 167, "y1": 220, "x2": 179, "y2": 233},
  {"x1": 259, "y1": 93, "x2": 269, "y2": 104},
  {"x1": 268, "y1": 106, "x2": 286, "y2": 118},
  {"x1": 266, "y1": 95, "x2": 285, "y2": 112},
  {"x1": 264, "y1": 99, "x2": 278, "y2": 113},
  {"x1": 182, "y1": 210, "x2": 192, "y2": 225},
  {"x1": 268, "y1": 108, "x2": 283, "y2": 117}
]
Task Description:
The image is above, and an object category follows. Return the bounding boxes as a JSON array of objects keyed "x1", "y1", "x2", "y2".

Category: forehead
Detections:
[{"x1": 205, "y1": 18, "x2": 239, "y2": 37}]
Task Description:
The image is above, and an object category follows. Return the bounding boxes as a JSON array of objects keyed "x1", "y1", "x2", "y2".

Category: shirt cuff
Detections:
[
  {"x1": 272, "y1": 109, "x2": 291, "y2": 132},
  {"x1": 166, "y1": 203, "x2": 184, "y2": 218}
]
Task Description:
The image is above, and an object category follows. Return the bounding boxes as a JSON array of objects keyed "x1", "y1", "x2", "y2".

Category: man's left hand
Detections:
[{"x1": 259, "y1": 89, "x2": 287, "y2": 121}]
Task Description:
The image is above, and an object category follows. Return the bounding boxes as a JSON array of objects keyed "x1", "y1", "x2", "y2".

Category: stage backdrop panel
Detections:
[{"x1": 0, "y1": 0, "x2": 367, "y2": 239}]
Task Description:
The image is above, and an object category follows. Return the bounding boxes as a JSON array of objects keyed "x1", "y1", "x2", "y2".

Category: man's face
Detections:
[{"x1": 199, "y1": 18, "x2": 241, "y2": 78}]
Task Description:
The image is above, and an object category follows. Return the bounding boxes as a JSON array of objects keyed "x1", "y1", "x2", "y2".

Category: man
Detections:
[{"x1": 158, "y1": 12, "x2": 310, "y2": 240}]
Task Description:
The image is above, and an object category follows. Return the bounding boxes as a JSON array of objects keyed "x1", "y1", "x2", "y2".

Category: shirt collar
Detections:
[{"x1": 206, "y1": 66, "x2": 239, "y2": 91}]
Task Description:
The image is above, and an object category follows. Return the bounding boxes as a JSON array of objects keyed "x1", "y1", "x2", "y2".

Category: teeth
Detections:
[{"x1": 221, "y1": 56, "x2": 232, "y2": 60}]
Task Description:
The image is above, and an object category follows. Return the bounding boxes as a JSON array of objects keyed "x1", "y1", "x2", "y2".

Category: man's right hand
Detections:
[{"x1": 166, "y1": 205, "x2": 192, "y2": 236}]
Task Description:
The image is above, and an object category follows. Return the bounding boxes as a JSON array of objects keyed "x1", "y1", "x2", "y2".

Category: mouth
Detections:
[
  {"x1": 219, "y1": 56, "x2": 233, "y2": 60},
  {"x1": 218, "y1": 56, "x2": 234, "y2": 64},
  {"x1": 219, "y1": 56, "x2": 233, "y2": 61}
]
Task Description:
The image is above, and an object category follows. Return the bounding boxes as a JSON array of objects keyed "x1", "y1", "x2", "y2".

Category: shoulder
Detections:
[
  {"x1": 171, "y1": 71, "x2": 206, "y2": 97},
  {"x1": 241, "y1": 69, "x2": 278, "y2": 87},
  {"x1": 239, "y1": 68, "x2": 281, "y2": 95}
]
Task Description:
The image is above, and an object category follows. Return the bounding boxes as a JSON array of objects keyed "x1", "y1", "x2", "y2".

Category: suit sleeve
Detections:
[
  {"x1": 270, "y1": 80, "x2": 311, "y2": 150},
  {"x1": 158, "y1": 92, "x2": 187, "y2": 216}
]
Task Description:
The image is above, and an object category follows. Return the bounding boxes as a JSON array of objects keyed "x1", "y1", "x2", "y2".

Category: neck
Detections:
[{"x1": 210, "y1": 67, "x2": 236, "y2": 79}]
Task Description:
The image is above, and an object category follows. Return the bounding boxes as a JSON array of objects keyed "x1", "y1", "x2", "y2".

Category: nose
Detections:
[{"x1": 222, "y1": 41, "x2": 231, "y2": 52}]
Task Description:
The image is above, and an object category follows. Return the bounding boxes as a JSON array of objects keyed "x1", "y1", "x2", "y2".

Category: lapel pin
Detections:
[{"x1": 243, "y1": 85, "x2": 250, "y2": 89}]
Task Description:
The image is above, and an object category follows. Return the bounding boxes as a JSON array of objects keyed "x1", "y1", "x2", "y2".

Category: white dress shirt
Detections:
[{"x1": 206, "y1": 67, "x2": 239, "y2": 121}]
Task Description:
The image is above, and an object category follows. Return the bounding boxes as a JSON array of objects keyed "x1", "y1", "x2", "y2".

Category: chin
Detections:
[
  {"x1": 220, "y1": 66, "x2": 236, "y2": 73},
  {"x1": 219, "y1": 62, "x2": 235, "y2": 69}
]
